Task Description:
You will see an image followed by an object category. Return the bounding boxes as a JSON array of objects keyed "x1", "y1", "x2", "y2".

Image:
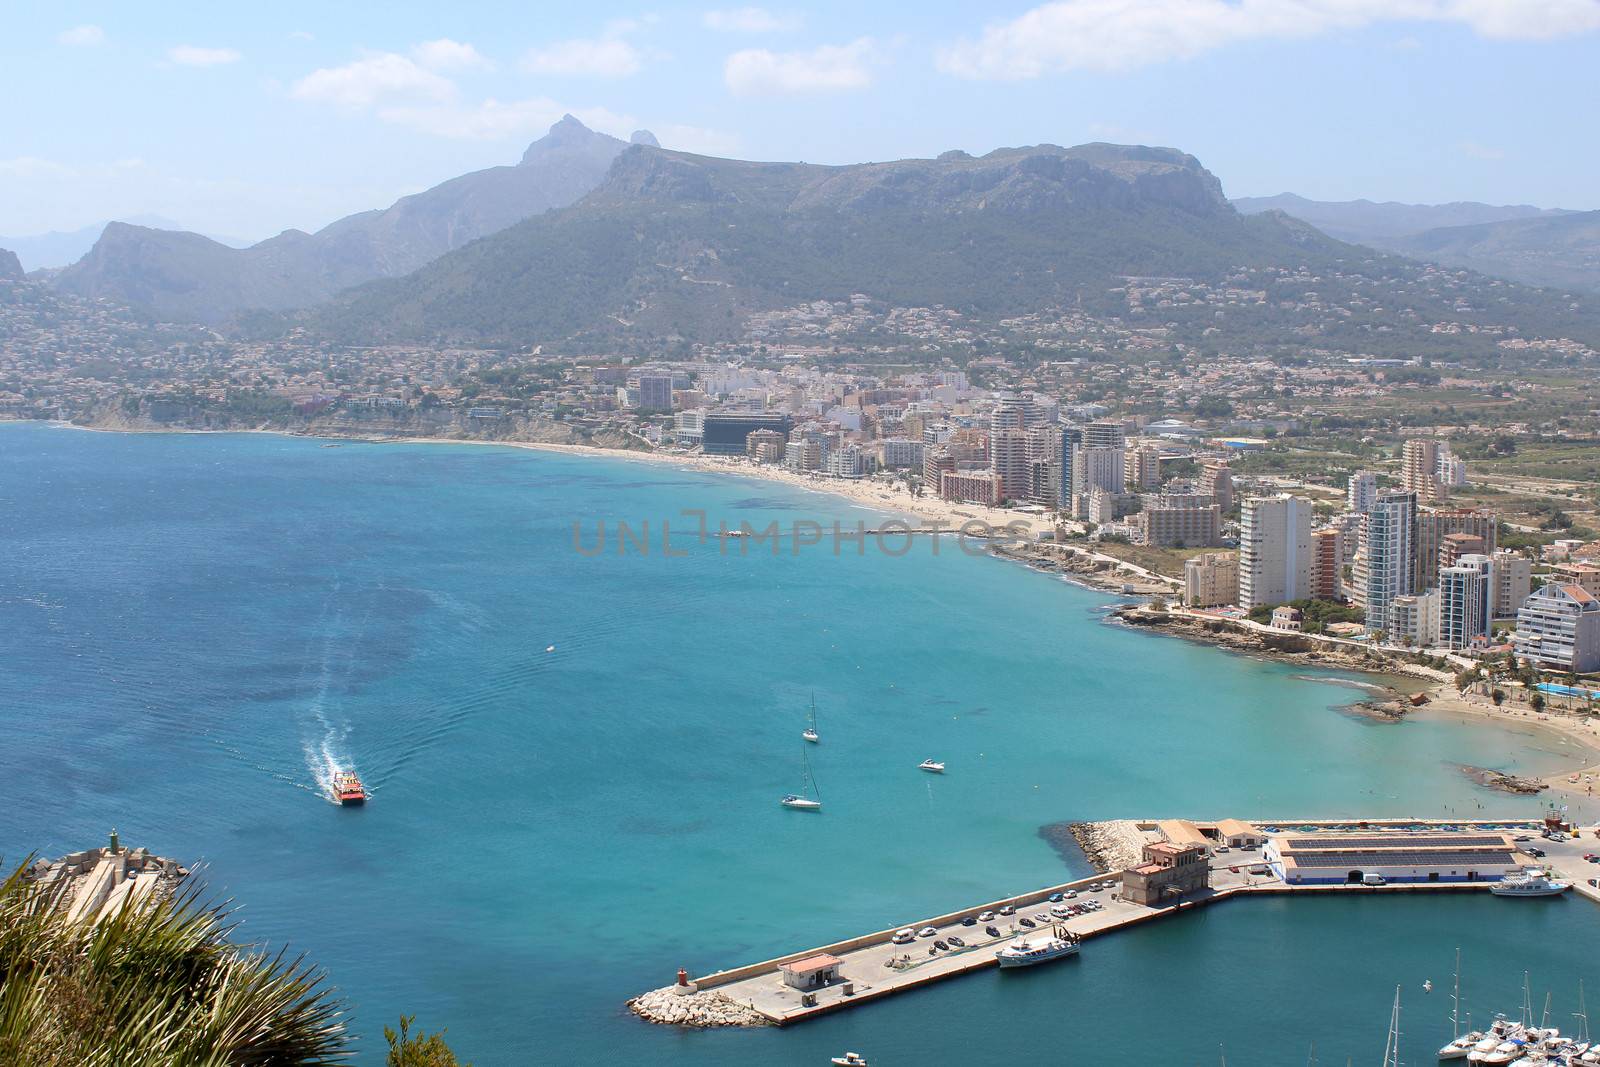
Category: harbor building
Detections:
[
  {"x1": 1215, "y1": 819, "x2": 1265, "y2": 849},
  {"x1": 703, "y1": 413, "x2": 793, "y2": 456},
  {"x1": 1493, "y1": 550, "x2": 1534, "y2": 619},
  {"x1": 1121, "y1": 841, "x2": 1210, "y2": 906},
  {"x1": 1355, "y1": 489, "x2": 1418, "y2": 631},
  {"x1": 1265, "y1": 831, "x2": 1519, "y2": 885},
  {"x1": 1514, "y1": 583, "x2": 1600, "y2": 673},
  {"x1": 1239, "y1": 494, "x2": 1312, "y2": 611},
  {"x1": 1347, "y1": 470, "x2": 1380, "y2": 514},
  {"x1": 1438, "y1": 554, "x2": 1493, "y2": 649},
  {"x1": 1184, "y1": 552, "x2": 1239, "y2": 609},
  {"x1": 779, "y1": 955, "x2": 842, "y2": 991}
]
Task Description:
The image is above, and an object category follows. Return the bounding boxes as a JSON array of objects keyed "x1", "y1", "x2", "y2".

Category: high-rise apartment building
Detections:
[
  {"x1": 1347, "y1": 470, "x2": 1380, "y2": 514},
  {"x1": 1439, "y1": 554, "x2": 1493, "y2": 649},
  {"x1": 1514, "y1": 584, "x2": 1600, "y2": 673},
  {"x1": 1311, "y1": 528, "x2": 1342, "y2": 601},
  {"x1": 1184, "y1": 553, "x2": 1239, "y2": 608},
  {"x1": 1354, "y1": 489, "x2": 1418, "y2": 631},
  {"x1": 1415, "y1": 506, "x2": 1497, "y2": 592},
  {"x1": 990, "y1": 428, "x2": 1032, "y2": 503},
  {"x1": 1239, "y1": 494, "x2": 1313, "y2": 610},
  {"x1": 1492, "y1": 549, "x2": 1533, "y2": 619},
  {"x1": 636, "y1": 375, "x2": 674, "y2": 413},
  {"x1": 1402, "y1": 439, "x2": 1444, "y2": 503}
]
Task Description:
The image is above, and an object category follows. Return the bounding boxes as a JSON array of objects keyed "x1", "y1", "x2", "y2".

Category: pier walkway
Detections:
[{"x1": 656, "y1": 817, "x2": 1587, "y2": 1027}]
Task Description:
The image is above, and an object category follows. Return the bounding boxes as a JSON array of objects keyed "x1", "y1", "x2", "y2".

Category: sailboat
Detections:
[
  {"x1": 1440, "y1": 948, "x2": 1484, "y2": 1060},
  {"x1": 803, "y1": 694, "x2": 819, "y2": 744},
  {"x1": 1382, "y1": 985, "x2": 1403, "y2": 1067},
  {"x1": 781, "y1": 745, "x2": 823, "y2": 811}
]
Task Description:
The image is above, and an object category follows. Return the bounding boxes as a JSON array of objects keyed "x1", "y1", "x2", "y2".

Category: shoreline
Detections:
[{"x1": 25, "y1": 419, "x2": 1600, "y2": 785}]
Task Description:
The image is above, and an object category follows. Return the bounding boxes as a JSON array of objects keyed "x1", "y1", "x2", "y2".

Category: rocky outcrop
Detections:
[
  {"x1": 1458, "y1": 765, "x2": 1547, "y2": 795},
  {"x1": 1068, "y1": 820, "x2": 1147, "y2": 873},
  {"x1": 0, "y1": 246, "x2": 22, "y2": 279},
  {"x1": 628, "y1": 987, "x2": 770, "y2": 1028}
]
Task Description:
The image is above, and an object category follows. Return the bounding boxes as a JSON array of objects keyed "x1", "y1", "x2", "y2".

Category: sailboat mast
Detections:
[
  {"x1": 1451, "y1": 948, "x2": 1461, "y2": 1040},
  {"x1": 801, "y1": 744, "x2": 820, "y2": 801},
  {"x1": 1578, "y1": 979, "x2": 1589, "y2": 1044},
  {"x1": 1382, "y1": 986, "x2": 1403, "y2": 1067},
  {"x1": 1541, "y1": 991, "x2": 1551, "y2": 1031}
]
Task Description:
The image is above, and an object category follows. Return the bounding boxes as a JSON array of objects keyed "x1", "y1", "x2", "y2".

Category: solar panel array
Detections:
[
  {"x1": 1283, "y1": 835, "x2": 1507, "y2": 850},
  {"x1": 1289, "y1": 850, "x2": 1516, "y2": 869}
]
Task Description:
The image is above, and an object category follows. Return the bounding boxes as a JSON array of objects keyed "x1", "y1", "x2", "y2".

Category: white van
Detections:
[
  {"x1": 1362, "y1": 873, "x2": 1387, "y2": 886},
  {"x1": 1049, "y1": 903, "x2": 1072, "y2": 918}
]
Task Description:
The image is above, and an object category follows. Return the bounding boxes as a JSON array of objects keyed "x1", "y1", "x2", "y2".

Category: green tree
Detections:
[
  {"x1": 0, "y1": 857, "x2": 346, "y2": 1065},
  {"x1": 1531, "y1": 692, "x2": 1547, "y2": 713},
  {"x1": 385, "y1": 1015, "x2": 471, "y2": 1067}
]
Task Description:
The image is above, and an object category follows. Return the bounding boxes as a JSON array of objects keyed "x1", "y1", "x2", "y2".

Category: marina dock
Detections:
[{"x1": 634, "y1": 816, "x2": 1599, "y2": 1028}]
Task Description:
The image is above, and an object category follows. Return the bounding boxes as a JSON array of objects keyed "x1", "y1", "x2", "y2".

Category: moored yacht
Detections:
[
  {"x1": 1491, "y1": 867, "x2": 1570, "y2": 897},
  {"x1": 917, "y1": 759, "x2": 945, "y2": 774},
  {"x1": 996, "y1": 932, "x2": 1080, "y2": 968}
]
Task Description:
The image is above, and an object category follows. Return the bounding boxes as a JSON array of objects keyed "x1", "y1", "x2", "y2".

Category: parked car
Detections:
[
  {"x1": 933, "y1": 940, "x2": 950, "y2": 952},
  {"x1": 1047, "y1": 893, "x2": 1064, "y2": 903},
  {"x1": 1050, "y1": 904, "x2": 1071, "y2": 918},
  {"x1": 892, "y1": 929, "x2": 915, "y2": 945},
  {"x1": 1018, "y1": 917, "x2": 1036, "y2": 928},
  {"x1": 1065, "y1": 889, "x2": 1078, "y2": 899},
  {"x1": 947, "y1": 936, "x2": 965, "y2": 948},
  {"x1": 985, "y1": 925, "x2": 1001, "y2": 938},
  {"x1": 1216, "y1": 845, "x2": 1231, "y2": 853},
  {"x1": 918, "y1": 926, "x2": 938, "y2": 937},
  {"x1": 1363, "y1": 873, "x2": 1387, "y2": 886},
  {"x1": 961, "y1": 916, "x2": 977, "y2": 926},
  {"x1": 978, "y1": 911, "x2": 996, "y2": 922},
  {"x1": 1527, "y1": 847, "x2": 1546, "y2": 858},
  {"x1": 998, "y1": 904, "x2": 1015, "y2": 916}
]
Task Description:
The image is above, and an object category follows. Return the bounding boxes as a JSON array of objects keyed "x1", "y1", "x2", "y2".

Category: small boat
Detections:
[
  {"x1": 996, "y1": 932, "x2": 1080, "y2": 969},
  {"x1": 781, "y1": 745, "x2": 822, "y2": 812},
  {"x1": 331, "y1": 771, "x2": 366, "y2": 806},
  {"x1": 803, "y1": 694, "x2": 820, "y2": 744},
  {"x1": 1492, "y1": 867, "x2": 1571, "y2": 897},
  {"x1": 1425, "y1": 980, "x2": 1434, "y2": 993},
  {"x1": 545, "y1": 644, "x2": 555, "y2": 653},
  {"x1": 918, "y1": 759, "x2": 945, "y2": 774},
  {"x1": 831, "y1": 1053, "x2": 868, "y2": 1066}
]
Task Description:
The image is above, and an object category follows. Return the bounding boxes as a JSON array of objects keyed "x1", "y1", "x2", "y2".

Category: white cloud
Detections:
[
  {"x1": 413, "y1": 38, "x2": 492, "y2": 71},
  {"x1": 58, "y1": 24, "x2": 105, "y2": 47},
  {"x1": 724, "y1": 38, "x2": 877, "y2": 95},
  {"x1": 169, "y1": 46, "x2": 242, "y2": 67},
  {"x1": 291, "y1": 53, "x2": 458, "y2": 110},
  {"x1": 937, "y1": 0, "x2": 1600, "y2": 79},
  {"x1": 703, "y1": 7, "x2": 802, "y2": 32},
  {"x1": 523, "y1": 36, "x2": 644, "y2": 77}
]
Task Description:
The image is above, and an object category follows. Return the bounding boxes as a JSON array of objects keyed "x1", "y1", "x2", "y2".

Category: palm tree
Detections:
[{"x1": 0, "y1": 857, "x2": 348, "y2": 1065}]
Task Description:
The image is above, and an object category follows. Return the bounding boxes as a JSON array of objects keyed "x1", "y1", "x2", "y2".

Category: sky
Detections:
[{"x1": 4, "y1": 0, "x2": 1600, "y2": 240}]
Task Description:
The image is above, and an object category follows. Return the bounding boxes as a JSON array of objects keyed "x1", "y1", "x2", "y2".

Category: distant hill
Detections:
[
  {"x1": 0, "y1": 247, "x2": 22, "y2": 280},
  {"x1": 0, "y1": 215, "x2": 245, "y2": 272},
  {"x1": 1384, "y1": 210, "x2": 1600, "y2": 293},
  {"x1": 1231, "y1": 193, "x2": 1569, "y2": 246},
  {"x1": 317, "y1": 141, "x2": 1354, "y2": 345},
  {"x1": 53, "y1": 115, "x2": 644, "y2": 323}
]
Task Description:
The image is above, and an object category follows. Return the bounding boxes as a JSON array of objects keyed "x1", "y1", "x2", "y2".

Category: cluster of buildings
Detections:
[{"x1": 1174, "y1": 442, "x2": 1600, "y2": 673}]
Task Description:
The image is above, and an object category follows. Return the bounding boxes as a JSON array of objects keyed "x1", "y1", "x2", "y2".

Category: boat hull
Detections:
[{"x1": 996, "y1": 943, "x2": 1080, "y2": 968}]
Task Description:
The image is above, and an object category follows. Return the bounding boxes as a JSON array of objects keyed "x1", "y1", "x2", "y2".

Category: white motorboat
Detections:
[
  {"x1": 995, "y1": 933, "x2": 1080, "y2": 968},
  {"x1": 1491, "y1": 867, "x2": 1570, "y2": 897},
  {"x1": 918, "y1": 759, "x2": 945, "y2": 774},
  {"x1": 831, "y1": 1055, "x2": 869, "y2": 1066}
]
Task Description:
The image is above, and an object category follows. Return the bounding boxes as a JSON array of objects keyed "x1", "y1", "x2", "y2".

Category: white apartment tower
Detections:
[
  {"x1": 1239, "y1": 494, "x2": 1313, "y2": 611},
  {"x1": 1347, "y1": 470, "x2": 1379, "y2": 514},
  {"x1": 1355, "y1": 489, "x2": 1418, "y2": 632}
]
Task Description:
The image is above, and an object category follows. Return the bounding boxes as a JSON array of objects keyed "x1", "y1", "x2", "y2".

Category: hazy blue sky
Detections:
[{"x1": 5, "y1": 1, "x2": 1599, "y2": 239}]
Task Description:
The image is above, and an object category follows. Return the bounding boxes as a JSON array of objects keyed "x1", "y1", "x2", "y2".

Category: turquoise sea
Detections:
[{"x1": 3, "y1": 421, "x2": 1599, "y2": 1065}]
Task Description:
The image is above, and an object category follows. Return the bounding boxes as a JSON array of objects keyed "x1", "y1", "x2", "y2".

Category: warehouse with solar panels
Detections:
[{"x1": 1264, "y1": 832, "x2": 1524, "y2": 885}]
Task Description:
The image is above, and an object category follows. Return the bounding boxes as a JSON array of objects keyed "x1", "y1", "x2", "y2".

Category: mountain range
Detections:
[
  {"x1": 313, "y1": 141, "x2": 1348, "y2": 345},
  {"x1": 53, "y1": 116, "x2": 656, "y2": 323},
  {"x1": 1234, "y1": 193, "x2": 1597, "y2": 292},
  {"x1": 0, "y1": 215, "x2": 250, "y2": 273}
]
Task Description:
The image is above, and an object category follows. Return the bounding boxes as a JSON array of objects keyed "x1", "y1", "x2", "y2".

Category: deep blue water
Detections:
[{"x1": 2, "y1": 422, "x2": 1596, "y2": 1065}]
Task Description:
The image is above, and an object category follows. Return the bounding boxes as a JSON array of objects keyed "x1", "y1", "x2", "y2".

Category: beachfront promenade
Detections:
[{"x1": 636, "y1": 818, "x2": 1596, "y2": 1028}]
